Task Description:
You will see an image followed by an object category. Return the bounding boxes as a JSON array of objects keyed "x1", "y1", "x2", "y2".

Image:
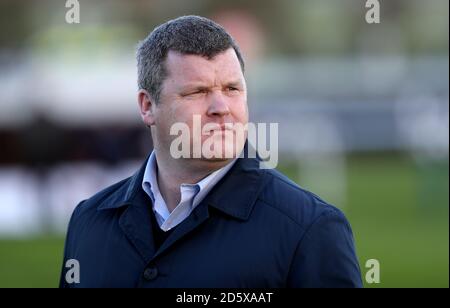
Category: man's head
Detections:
[
  {"x1": 137, "y1": 15, "x2": 245, "y2": 104},
  {"x1": 137, "y1": 16, "x2": 249, "y2": 170}
]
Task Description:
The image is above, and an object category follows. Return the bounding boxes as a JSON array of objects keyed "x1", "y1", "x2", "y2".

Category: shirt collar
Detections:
[
  {"x1": 142, "y1": 150, "x2": 238, "y2": 219},
  {"x1": 142, "y1": 151, "x2": 158, "y2": 203}
]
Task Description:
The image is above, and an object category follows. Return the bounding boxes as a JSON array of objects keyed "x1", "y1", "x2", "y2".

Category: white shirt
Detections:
[{"x1": 142, "y1": 151, "x2": 237, "y2": 232}]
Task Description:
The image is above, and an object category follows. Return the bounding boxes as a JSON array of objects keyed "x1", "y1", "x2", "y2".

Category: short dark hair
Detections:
[{"x1": 136, "y1": 15, "x2": 245, "y2": 103}]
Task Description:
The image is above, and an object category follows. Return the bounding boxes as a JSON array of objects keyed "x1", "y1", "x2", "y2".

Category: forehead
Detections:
[{"x1": 163, "y1": 48, "x2": 244, "y2": 85}]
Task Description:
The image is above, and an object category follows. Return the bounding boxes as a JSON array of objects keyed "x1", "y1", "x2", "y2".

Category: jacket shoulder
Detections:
[
  {"x1": 71, "y1": 176, "x2": 132, "y2": 220},
  {"x1": 258, "y1": 168, "x2": 347, "y2": 230}
]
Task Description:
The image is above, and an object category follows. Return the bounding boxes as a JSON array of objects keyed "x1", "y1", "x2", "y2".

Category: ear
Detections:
[{"x1": 138, "y1": 89, "x2": 156, "y2": 127}]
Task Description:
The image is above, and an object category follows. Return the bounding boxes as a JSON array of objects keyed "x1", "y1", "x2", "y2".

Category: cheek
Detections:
[
  {"x1": 176, "y1": 104, "x2": 206, "y2": 125},
  {"x1": 154, "y1": 105, "x2": 179, "y2": 136},
  {"x1": 231, "y1": 100, "x2": 249, "y2": 123}
]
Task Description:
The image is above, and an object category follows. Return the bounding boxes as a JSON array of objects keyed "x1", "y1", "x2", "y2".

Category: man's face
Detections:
[{"x1": 151, "y1": 48, "x2": 248, "y2": 164}]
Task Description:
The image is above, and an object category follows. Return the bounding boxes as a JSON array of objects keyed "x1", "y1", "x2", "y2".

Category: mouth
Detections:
[{"x1": 203, "y1": 123, "x2": 234, "y2": 134}]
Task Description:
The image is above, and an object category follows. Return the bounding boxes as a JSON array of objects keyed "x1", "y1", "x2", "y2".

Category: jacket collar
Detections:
[
  {"x1": 97, "y1": 145, "x2": 267, "y2": 221},
  {"x1": 203, "y1": 155, "x2": 267, "y2": 220},
  {"x1": 96, "y1": 155, "x2": 149, "y2": 211}
]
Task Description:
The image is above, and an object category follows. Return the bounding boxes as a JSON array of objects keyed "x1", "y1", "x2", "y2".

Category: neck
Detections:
[{"x1": 154, "y1": 150, "x2": 230, "y2": 213}]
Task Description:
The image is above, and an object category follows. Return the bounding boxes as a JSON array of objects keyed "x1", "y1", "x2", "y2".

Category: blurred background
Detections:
[{"x1": 0, "y1": 0, "x2": 448, "y2": 288}]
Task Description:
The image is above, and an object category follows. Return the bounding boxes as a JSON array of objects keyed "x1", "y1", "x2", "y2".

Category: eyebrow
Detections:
[{"x1": 179, "y1": 85, "x2": 209, "y2": 93}]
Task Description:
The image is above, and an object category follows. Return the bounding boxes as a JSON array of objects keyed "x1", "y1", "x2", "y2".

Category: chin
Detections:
[
  {"x1": 202, "y1": 157, "x2": 230, "y2": 162},
  {"x1": 194, "y1": 157, "x2": 232, "y2": 170}
]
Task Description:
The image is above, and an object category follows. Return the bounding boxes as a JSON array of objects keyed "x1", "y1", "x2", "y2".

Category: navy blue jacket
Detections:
[{"x1": 60, "y1": 155, "x2": 362, "y2": 288}]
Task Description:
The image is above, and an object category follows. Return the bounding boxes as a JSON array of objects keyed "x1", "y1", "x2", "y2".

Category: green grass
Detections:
[
  {"x1": 0, "y1": 236, "x2": 64, "y2": 288},
  {"x1": 346, "y1": 156, "x2": 449, "y2": 288},
  {"x1": 0, "y1": 154, "x2": 448, "y2": 288}
]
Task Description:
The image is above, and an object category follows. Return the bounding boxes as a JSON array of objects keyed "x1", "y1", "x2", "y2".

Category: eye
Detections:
[{"x1": 225, "y1": 87, "x2": 241, "y2": 96}]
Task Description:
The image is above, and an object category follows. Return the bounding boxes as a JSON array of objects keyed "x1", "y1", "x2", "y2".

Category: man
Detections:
[{"x1": 60, "y1": 15, "x2": 362, "y2": 288}]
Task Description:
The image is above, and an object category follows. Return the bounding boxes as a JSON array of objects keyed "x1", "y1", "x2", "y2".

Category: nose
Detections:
[{"x1": 206, "y1": 91, "x2": 230, "y2": 117}]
